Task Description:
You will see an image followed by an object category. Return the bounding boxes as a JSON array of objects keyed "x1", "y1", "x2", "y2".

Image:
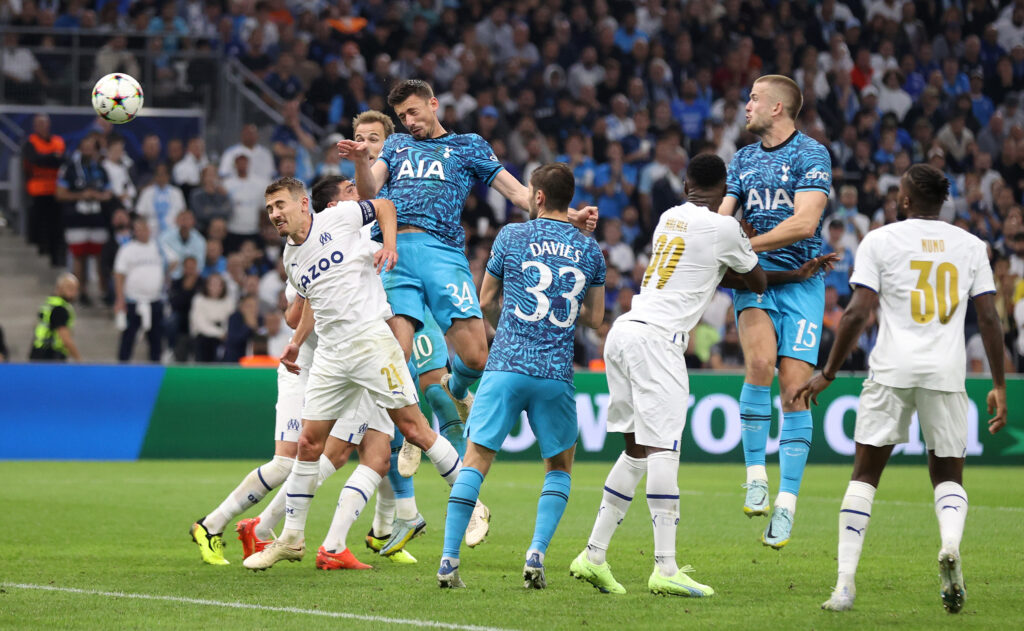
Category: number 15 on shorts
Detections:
[{"x1": 792, "y1": 318, "x2": 818, "y2": 352}]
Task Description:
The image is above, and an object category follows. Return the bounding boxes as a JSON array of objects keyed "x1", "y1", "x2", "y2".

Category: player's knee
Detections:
[
  {"x1": 746, "y1": 356, "x2": 775, "y2": 382},
  {"x1": 779, "y1": 385, "x2": 808, "y2": 412},
  {"x1": 296, "y1": 434, "x2": 324, "y2": 459},
  {"x1": 461, "y1": 347, "x2": 487, "y2": 372}
]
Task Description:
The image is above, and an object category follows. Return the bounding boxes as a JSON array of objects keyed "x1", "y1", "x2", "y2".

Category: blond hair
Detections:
[
  {"x1": 754, "y1": 75, "x2": 803, "y2": 120},
  {"x1": 352, "y1": 110, "x2": 395, "y2": 137}
]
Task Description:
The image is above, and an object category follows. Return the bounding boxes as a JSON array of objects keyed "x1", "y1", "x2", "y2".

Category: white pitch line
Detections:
[{"x1": 0, "y1": 583, "x2": 521, "y2": 631}]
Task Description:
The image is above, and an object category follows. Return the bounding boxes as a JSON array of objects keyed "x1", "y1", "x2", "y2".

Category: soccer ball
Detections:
[{"x1": 91, "y1": 73, "x2": 144, "y2": 124}]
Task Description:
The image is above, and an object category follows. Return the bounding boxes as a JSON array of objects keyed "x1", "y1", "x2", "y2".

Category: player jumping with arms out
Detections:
[
  {"x1": 436, "y1": 163, "x2": 606, "y2": 590},
  {"x1": 718, "y1": 75, "x2": 832, "y2": 548},
  {"x1": 242, "y1": 177, "x2": 465, "y2": 571},
  {"x1": 793, "y1": 164, "x2": 1007, "y2": 613},
  {"x1": 571, "y1": 154, "x2": 766, "y2": 597}
]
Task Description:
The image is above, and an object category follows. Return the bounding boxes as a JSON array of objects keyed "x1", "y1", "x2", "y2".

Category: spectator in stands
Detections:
[
  {"x1": 23, "y1": 113, "x2": 65, "y2": 266},
  {"x1": 222, "y1": 154, "x2": 269, "y2": 254},
  {"x1": 135, "y1": 162, "x2": 186, "y2": 240},
  {"x1": 202, "y1": 238, "x2": 228, "y2": 278},
  {"x1": 1, "y1": 32, "x2": 49, "y2": 103},
  {"x1": 168, "y1": 255, "x2": 201, "y2": 361},
  {"x1": 821, "y1": 219, "x2": 856, "y2": 307},
  {"x1": 306, "y1": 56, "x2": 346, "y2": 128},
  {"x1": 100, "y1": 208, "x2": 132, "y2": 305},
  {"x1": 57, "y1": 131, "x2": 113, "y2": 307},
  {"x1": 114, "y1": 215, "x2": 175, "y2": 362},
  {"x1": 190, "y1": 273, "x2": 233, "y2": 362},
  {"x1": 92, "y1": 35, "x2": 140, "y2": 83},
  {"x1": 131, "y1": 134, "x2": 163, "y2": 190},
  {"x1": 172, "y1": 137, "x2": 209, "y2": 194},
  {"x1": 223, "y1": 294, "x2": 262, "y2": 362},
  {"x1": 190, "y1": 165, "x2": 232, "y2": 232},
  {"x1": 709, "y1": 316, "x2": 743, "y2": 370},
  {"x1": 218, "y1": 124, "x2": 276, "y2": 182},
  {"x1": 264, "y1": 52, "x2": 304, "y2": 102},
  {"x1": 270, "y1": 100, "x2": 317, "y2": 184},
  {"x1": 159, "y1": 209, "x2": 206, "y2": 281},
  {"x1": 28, "y1": 273, "x2": 81, "y2": 362},
  {"x1": 102, "y1": 135, "x2": 136, "y2": 213}
]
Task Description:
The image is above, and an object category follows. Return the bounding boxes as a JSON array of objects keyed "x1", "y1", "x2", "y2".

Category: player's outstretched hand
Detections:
[
  {"x1": 568, "y1": 206, "x2": 599, "y2": 232},
  {"x1": 986, "y1": 386, "x2": 1007, "y2": 434},
  {"x1": 740, "y1": 219, "x2": 758, "y2": 239},
  {"x1": 337, "y1": 139, "x2": 369, "y2": 161},
  {"x1": 795, "y1": 253, "x2": 841, "y2": 281},
  {"x1": 374, "y1": 246, "x2": 398, "y2": 274},
  {"x1": 280, "y1": 342, "x2": 301, "y2": 375},
  {"x1": 792, "y1": 372, "x2": 833, "y2": 407}
]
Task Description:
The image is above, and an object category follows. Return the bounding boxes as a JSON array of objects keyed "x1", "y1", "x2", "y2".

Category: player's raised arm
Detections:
[
  {"x1": 720, "y1": 253, "x2": 838, "y2": 290},
  {"x1": 337, "y1": 139, "x2": 388, "y2": 199},
  {"x1": 490, "y1": 169, "x2": 531, "y2": 210},
  {"x1": 749, "y1": 190, "x2": 828, "y2": 253},
  {"x1": 368, "y1": 198, "x2": 398, "y2": 273}
]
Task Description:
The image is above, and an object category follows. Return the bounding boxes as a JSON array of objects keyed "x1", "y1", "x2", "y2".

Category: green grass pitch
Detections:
[{"x1": 1, "y1": 460, "x2": 1021, "y2": 630}]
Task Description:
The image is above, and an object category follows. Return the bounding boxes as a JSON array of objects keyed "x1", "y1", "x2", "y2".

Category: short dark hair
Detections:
[
  {"x1": 530, "y1": 163, "x2": 575, "y2": 212},
  {"x1": 310, "y1": 175, "x2": 351, "y2": 213},
  {"x1": 387, "y1": 80, "x2": 434, "y2": 107},
  {"x1": 265, "y1": 177, "x2": 306, "y2": 201},
  {"x1": 903, "y1": 163, "x2": 949, "y2": 213},
  {"x1": 685, "y1": 153, "x2": 727, "y2": 190}
]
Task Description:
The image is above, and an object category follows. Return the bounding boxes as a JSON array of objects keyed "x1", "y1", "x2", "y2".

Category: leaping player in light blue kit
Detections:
[
  {"x1": 338, "y1": 80, "x2": 598, "y2": 547},
  {"x1": 718, "y1": 75, "x2": 832, "y2": 548},
  {"x1": 435, "y1": 163, "x2": 606, "y2": 589}
]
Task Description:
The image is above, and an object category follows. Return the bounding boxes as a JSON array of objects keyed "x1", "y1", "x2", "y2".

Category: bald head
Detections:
[{"x1": 56, "y1": 273, "x2": 80, "y2": 301}]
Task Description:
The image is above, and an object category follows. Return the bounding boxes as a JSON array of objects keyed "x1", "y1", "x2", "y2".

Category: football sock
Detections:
[
  {"x1": 587, "y1": 452, "x2": 647, "y2": 565},
  {"x1": 449, "y1": 355, "x2": 482, "y2": 399},
  {"x1": 934, "y1": 481, "x2": 968, "y2": 554},
  {"x1": 425, "y1": 436, "x2": 462, "y2": 486},
  {"x1": 526, "y1": 549, "x2": 545, "y2": 565},
  {"x1": 281, "y1": 459, "x2": 320, "y2": 543},
  {"x1": 388, "y1": 432, "x2": 419, "y2": 519},
  {"x1": 204, "y1": 455, "x2": 293, "y2": 534},
  {"x1": 740, "y1": 383, "x2": 772, "y2": 479},
  {"x1": 442, "y1": 466, "x2": 484, "y2": 559},
  {"x1": 836, "y1": 481, "x2": 875, "y2": 590},
  {"x1": 778, "y1": 410, "x2": 813, "y2": 501},
  {"x1": 426, "y1": 383, "x2": 466, "y2": 457},
  {"x1": 646, "y1": 450, "x2": 681, "y2": 577},
  {"x1": 529, "y1": 470, "x2": 571, "y2": 555},
  {"x1": 322, "y1": 465, "x2": 382, "y2": 552},
  {"x1": 255, "y1": 453, "x2": 335, "y2": 538},
  {"x1": 372, "y1": 476, "x2": 395, "y2": 537}
]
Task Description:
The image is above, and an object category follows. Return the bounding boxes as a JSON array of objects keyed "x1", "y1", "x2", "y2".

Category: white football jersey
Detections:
[
  {"x1": 283, "y1": 201, "x2": 392, "y2": 349},
  {"x1": 849, "y1": 218, "x2": 995, "y2": 392},
  {"x1": 620, "y1": 201, "x2": 759, "y2": 335},
  {"x1": 283, "y1": 283, "x2": 317, "y2": 370}
]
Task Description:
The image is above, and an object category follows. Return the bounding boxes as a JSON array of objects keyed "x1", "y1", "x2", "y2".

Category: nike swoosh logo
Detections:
[
  {"x1": 415, "y1": 359, "x2": 430, "y2": 368},
  {"x1": 792, "y1": 345, "x2": 811, "y2": 352},
  {"x1": 396, "y1": 147, "x2": 409, "y2": 154}
]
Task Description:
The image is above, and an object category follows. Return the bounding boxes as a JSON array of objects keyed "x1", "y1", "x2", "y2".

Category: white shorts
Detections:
[
  {"x1": 327, "y1": 391, "x2": 394, "y2": 444},
  {"x1": 604, "y1": 320, "x2": 689, "y2": 451},
  {"x1": 302, "y1": 322, "x2": 417, "y2": 423},
  {"x1": 855, "y1": 380, "x2": 968, "y2": 458},
  {"x1": 64, "y1": 227, "x2": 108, "y2": 245},
  {"x1": 274, "y1": 365, "x2": 306, "y2": 443}
]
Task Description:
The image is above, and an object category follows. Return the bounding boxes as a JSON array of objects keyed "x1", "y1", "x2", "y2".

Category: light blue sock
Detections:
[
  {"x1": 426, "y1": 383, "x2": 465, "y2": 458},
  {"x1": 388, "y1": 431, "x2": 414, "y2": 499},
  {"x1": 448, "y1": 355, "x2": 482, "y2": 399},
  {"x1": 778, "y1": 410, "x2": 813, "y2": 496},
  {"x1": 442, "y1": 466, "x2": 484, "y2": 559},
  {"x1": 529, "y1": 470, "x2": 572, "y2": 555},
  {"x1": 740, "y1": 383, "x2": 772, "y2": 469}
]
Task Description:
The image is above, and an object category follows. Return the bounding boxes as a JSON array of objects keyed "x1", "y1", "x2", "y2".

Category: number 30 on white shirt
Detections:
[{"x1": 514, "y1": 261, "x2": 586, "y2": 328}]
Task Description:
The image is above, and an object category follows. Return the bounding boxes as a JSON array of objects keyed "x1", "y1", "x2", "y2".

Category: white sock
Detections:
[
  {"x1": 372, "y1": 477, "x2": 396, "y2": 537},
  {"x1": 746, "y1": 464, "x2": 768, "y2": 484},
  {"x1": 836, "y1": 481, "x2": 875, "y2": 590},
  {"x1": 396, "y1": 496, "x2": 418, "y2": 520},
  {"x1": 934, "y1": 481, "x2": 968, "y2": 554},
  {"x1": 204, "y1": 455, "x2": 294, "y2": 533},
  {"x1": 775, "y1": 491, "x2": 798, "y2": 514},
  {"x1": 425, "y1": 436, "x2": 461, "y2": 486},
  {"x1": 586, "y1": 452, "x2": 647, "y2": 565},
  {"x1": 281, "y1": 459, "x2": 320, "y2": 543},
  {"x1": 646, "y1": 450, "x2": 681, "y2": 577},
  {"x1": 256, "y1": 454, "x2": 337, "y2": 539},
  {"x1": 322, "y1": 465, "x2": 382, "y2": 552}
]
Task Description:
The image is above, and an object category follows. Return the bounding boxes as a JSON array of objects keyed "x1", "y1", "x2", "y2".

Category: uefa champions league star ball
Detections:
[{"x1": 91, "y1": 73, "x2": 144, "y2": 124}]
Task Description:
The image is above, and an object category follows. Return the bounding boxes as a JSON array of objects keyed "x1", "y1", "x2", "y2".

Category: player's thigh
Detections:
[
  {"x1": 346, "y1": 322, "x2": 421, "y2": 411},
  {"x1": 356, "y1": 428, "x2": 392, "y2": 475},
  {"x1": 777, "y1": 356, "x2": 816, "y2": 412},
  {"x1": 775, "y1": 276, "x2": 825, "y2": 367},
  {"x1": 736, "y1": 304, "x2": 780, "y2": 381},
  {"x1": 410, "y1": 310, "x2": 450, "y2": 377},
  {"x1": 274, "y1": 367, "x2": 305, "y2": 443},
  {"x1": 915, "y1": 388, "x2": 969, "y2": 459},
  {"x1": 628, "y1": 339, "x2": 690, "y2": 452},
  {"x1": 464, "y1": 371, "x2": 528, "y2": 453},
  {"x1": 603, "y1": 325, "x2": 638, "y2": 437},
  {"x1": 420, "y1": 239, "x2": 482, "y2": 332},
  {"x1": 381, "y1": 240, "x2": 428, "y2": 331},
  {"x1": 323, "y1": 435, "x2": 356, "y2": 470},
  {"x1": 854, "y1": 380, "x2": 917, "y2": 449},
  {"x1": 331, "y1": 391, "x2": 396, "y2": 444},
  {"x1": 525, "y1": 377, "x2": 580, "y2": 460},
  {"x1": 303, "y1": 354, "x2": 363, "y2": 424},
  {"x1": 446, "y1": 316, "x2": 487, "y2": 368}
]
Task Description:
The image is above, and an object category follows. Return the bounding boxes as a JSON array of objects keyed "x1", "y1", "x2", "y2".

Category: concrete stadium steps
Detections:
[{"x1": 0, "y1": 228, "x2": 120, "y2": 361}]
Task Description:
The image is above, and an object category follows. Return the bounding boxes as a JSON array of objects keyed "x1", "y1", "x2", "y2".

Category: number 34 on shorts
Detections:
[{"x1": 445, "y1": 281, "x2": 476, "y2": 312}]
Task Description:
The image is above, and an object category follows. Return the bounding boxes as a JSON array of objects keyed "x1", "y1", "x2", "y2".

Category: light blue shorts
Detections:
[
  {"x1": 381, "y1": 232, "x2": 482, "y2": 333},
  {"x1": 733, "y1": 273, "x2": 825, "y2": 366},
  {"x1": 411, "y1": 309, "x2": 449, "y2": 375},
  {"x1": 465, "y1": 371, "x2": 578, "y2": 459}
]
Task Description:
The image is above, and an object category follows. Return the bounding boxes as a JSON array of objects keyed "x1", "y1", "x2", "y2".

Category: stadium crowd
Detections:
[{"x1": 7, "y1": 0, "x2": 1024, "y2": 372}]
